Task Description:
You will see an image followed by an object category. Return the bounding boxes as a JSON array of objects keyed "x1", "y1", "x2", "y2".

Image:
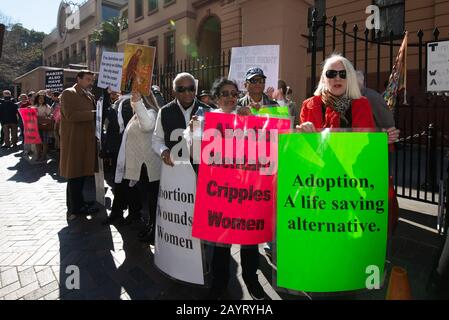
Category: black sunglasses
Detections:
[
  {"x1": 247, "y1": 77, "x2": 266, "y2": 84},
  {"x1": 219, "y1": 91, "x2": 239, "y2": 98},
  {"x1": 176, "y1": 85, "x2": 196, "y2": 93},
  {"x1": 325, "y1": 70, "x2": 347, "y2": 79}
]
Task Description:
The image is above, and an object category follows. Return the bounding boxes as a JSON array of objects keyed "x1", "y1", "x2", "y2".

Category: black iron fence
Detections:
[
  {"x1": 152, "y1": 50, "x2": 232, "y2": 103},
  {"x1": 308, "y1": 8, "x2": 449, "y2": 205}
]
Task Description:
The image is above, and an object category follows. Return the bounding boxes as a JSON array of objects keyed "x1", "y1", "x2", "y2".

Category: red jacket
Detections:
[{"x1": 300, "y1": 95, "x2": 375, "y2": 129}]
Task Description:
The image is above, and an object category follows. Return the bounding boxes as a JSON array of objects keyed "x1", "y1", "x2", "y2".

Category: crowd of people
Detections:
[
  {"x1": 0, "y1": 88, "x2": 61, "y2": 161},
  {"x1": 0, "y1": 53, "x2": 400, "y2": 300}
]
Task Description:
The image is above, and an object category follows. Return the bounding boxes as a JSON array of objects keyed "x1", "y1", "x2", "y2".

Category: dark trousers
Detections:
[
  {"x1": 66, "y1": 176, "x2": 86, "y2": 214},
  {"x1": 111, "y1": 179, "x2": 142, "y2": 218},
  {"x1": 147, "y1": 179, "x2": 160, "y2": 228},
  {"x1": 210, "y1": 245, "x2": 260, "y2": 290},
  {"x1": 111, "y1": 165, "x2": 160, "y2": 223}
]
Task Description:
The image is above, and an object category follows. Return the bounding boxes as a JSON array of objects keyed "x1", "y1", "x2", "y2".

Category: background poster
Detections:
[
  {"x1": 276, "y1": 132, "x2": 389, "y2": 293},
  {"x1": 45, "y1": 69, "x2": 64, "y2": 92},
  {"x1": 228, "y1": 45, "x2": 280, "y2": 92},
  {"x1": 98, "y1": 52, "x2": 124, "y2": 92},
  {"x1": 427, "y1": 40, "x2": 449, "y2": 92},
  {"x1": 121, "y1": 43, "x2": 156, "y2": 95}
]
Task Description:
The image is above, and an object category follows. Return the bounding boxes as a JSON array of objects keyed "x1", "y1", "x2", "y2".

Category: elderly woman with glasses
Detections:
[
  {"x1": 185, "y1": 78, "x2": 265, "y2": 300},
  {"x1": 298, "y1": 54, "x2": 399, "y2": 143}
]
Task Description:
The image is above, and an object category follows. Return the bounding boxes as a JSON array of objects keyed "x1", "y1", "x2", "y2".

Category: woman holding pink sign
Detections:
[{"x1": 188, "y1": 78, "x2": 267, "y2": 300}]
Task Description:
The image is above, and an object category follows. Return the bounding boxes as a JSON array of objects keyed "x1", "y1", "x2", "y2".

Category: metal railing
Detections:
[
  {"x1": 308, "y1": 8, "x2": 449, "y2": 204},
  {"x1": 152, "y1": 50, "x2": 232, "y2": 103}
]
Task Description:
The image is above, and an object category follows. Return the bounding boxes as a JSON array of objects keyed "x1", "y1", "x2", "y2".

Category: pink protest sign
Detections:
[
  {"x1": 19, "y1": 108, "x2": 42, "y2": 145},
  {"x1": 192, "y1": 112, "x2": 291, "y2": 245}
]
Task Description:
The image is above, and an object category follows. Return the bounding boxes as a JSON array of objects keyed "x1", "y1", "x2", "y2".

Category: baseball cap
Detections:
[{"x1": 245, "y1": 67, "x2": 267, "y2": 81}]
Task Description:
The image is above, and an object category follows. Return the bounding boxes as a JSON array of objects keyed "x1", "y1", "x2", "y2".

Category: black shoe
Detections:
[
  {"x1": 208, "y1": 287, "x2": 227, "y2": 300},
  {"x1": 121, "y1": 216, "x2": 141, "y2": 226},
  {"x1": 138, "y1": 225, "x2": 154, "y2": 238},
  {"x1": 139, "y1": 228, "x2": 155, "y2": 245},
  {"x1": 246, "y1": 280, "x2": 268, "y2": 300},
  {"x1": 78, "y1": 206, "x2": 99, "y2": 215},
  {"x1": 83, "y1": 201, "x2": 96, "y2": 208},
  {"x1": 102, "y1": 215, "x2": 124, "y2": 226},
  {"x1": 138, "y1": 228, "x2": 150, "y2": 238},
  {"x1": 1, "y1": 145, "x2": 10, "y2": 149}
]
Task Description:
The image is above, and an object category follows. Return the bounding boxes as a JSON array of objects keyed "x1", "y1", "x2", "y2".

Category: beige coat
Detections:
[
  {"x1": 59, "y1": 84, "x2": 96, "y2": 179},
  {"x1": 123, "y1": 100, "x2": 161, "y2": 182}
]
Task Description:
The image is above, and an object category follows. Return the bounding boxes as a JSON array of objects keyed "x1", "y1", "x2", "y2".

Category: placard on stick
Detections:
[{"x1": 98, "y1": 52, "x2": 124, "y2": 92}]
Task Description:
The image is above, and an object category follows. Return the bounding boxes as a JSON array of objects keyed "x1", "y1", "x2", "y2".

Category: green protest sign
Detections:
[
  {"x1": 251, "y1": 105, "x2": 290, "y2": 118},
  {"x1": 276, "y1": 132, "x2": 389, "y2": 293}
]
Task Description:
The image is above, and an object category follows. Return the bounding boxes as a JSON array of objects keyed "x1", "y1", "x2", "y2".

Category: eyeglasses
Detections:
[
  {"x1": 219, "y1": 91, "x2": 239, "y2": 98},
  {"x1": 325, "y1": 70, "x2": 347, "y2": 79},
  {"x1": 176, "y1": 85, "x2": 196, "y2": 93},
  {"x1": 247, "y1": 78, "x2": 266, "y2": 84}
]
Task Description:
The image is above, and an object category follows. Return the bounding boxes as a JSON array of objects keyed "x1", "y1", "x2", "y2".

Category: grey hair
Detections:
[
  {"x1": 2, "y1": 90, "x2": 12, "y2": 96},
  {"x1": 355, "y1": 70, "x2": 365, "y2": 89},
  {"x1": 172, "y1": 72, "x2": 196, "y2": 90},
  {"x1": 314, "y1": 53, "x2": 361, "y2": 99}
]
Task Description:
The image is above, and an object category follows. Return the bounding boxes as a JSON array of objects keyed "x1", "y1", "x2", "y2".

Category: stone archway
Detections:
[
  {"x1": 198, "y1": 15, "x2": 221, "y2": 58},
  {"x1": 197, "y1": 15, "x2": 221, "y2": 90}
]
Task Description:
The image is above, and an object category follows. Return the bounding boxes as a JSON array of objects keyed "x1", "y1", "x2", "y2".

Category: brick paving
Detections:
[{"x1": 0, "y1": 145, "x2": 445, "y2": 300}]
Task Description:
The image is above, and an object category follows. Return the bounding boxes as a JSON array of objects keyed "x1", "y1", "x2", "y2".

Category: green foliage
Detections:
[
  {"x1": 0, "y1": 23, "x2": 46, "y2": 92},
  {"x1": 91, "y1": 17, "x2": 123, "y2": 50}
]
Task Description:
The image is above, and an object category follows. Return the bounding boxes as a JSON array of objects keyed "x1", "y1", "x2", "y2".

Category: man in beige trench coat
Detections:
[{"x1": 60, "y1": 70, "x2": 99, "y2": 220}]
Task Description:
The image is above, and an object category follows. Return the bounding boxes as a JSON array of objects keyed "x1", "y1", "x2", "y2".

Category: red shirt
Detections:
[{"x1": 300, "y1": 95, "x2": 375, "y2": 129}]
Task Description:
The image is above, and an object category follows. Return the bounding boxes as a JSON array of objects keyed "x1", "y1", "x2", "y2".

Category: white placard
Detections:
[
  {"x1": 98, "y1": 52, "x2": 124, "y2": 92},
  {"x1": 228, "y1": 45, "x2": 280, "y2": 92},
  {"x1": 95, "y1": 153, "x2": 105, "y2": 206},
  {"x1": 427, "y1": 41, "x2": 449, "y2": 92},
  {"x1": 95, "y1": 98, "x2": 103, "y2": 141},
  {"x1": 154, "y1": 163, "x2": 205, "y2": 285}
]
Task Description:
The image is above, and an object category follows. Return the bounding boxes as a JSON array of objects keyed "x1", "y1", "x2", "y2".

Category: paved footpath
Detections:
[{"x1": 0, "y1": 146, "x2": 445, "y2": 300}]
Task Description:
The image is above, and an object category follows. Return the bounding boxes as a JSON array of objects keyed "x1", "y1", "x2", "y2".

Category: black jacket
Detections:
[
  {"x1": 160, "y1": 99, "x2": 210, "y2": 175},
  {"x1": 160, "y1": 99, "x2": 210, "y2": 152},
  {"x1": 0, "y1": 97, "x2": 19, "y2": 125},
  {"x1": 101, "y1": 97, "x2": 133, "y2": 158}
]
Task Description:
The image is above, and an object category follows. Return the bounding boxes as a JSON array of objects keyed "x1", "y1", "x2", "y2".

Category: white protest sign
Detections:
[
  {"x1": 98, "y1": 52, "x2": 124, "y2": 92},
  {"x1": 154, "y1": 163, "x2": 205, "y2": 285},
  {"x1": 95, "y1": 98, "x2": 103, "y2": 141},
  {"x1": 427, "y1": 41, "x2": 449, "y2": 92},
  {"x1": 228, "y1": 45, "x2": 280, "y2": 92},
  {"x1": 95, "y1": 149, "x2": 105, "y2": 206}
]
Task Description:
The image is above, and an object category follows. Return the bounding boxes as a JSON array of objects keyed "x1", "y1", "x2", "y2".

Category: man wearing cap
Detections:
[{"x1": 238, "y1": 67, "x2": 278, "y2": 110}]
